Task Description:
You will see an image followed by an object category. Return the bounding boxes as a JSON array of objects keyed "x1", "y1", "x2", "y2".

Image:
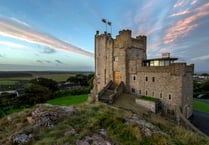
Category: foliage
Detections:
[
  {"x1": 194, "y1": 79, "x2": 209, "y2": 97},
  {"x1": 0, "y1": 103, "x2": 209, "y2": 145},
  {"x1": 20, "y1": 83, "x2": 52, "y2": 105},
  {"x1": 30, "y1": 77, "x2": 58, "y2": 92},
  {"x1": 67, "y1": 73, "x2": 94, "y2": 87},
  {"x1": 54, "y1": 87, "x2": 90, "y2": 98}
]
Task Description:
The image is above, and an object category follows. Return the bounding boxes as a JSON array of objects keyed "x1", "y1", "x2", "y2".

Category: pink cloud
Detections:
[
  {"x1": 169, "y1": 10, "x2": 190, "y2": 17},
  {"x1": 0, "y1": 17, "x2": 93, "y2": 57},
  {"x1": 164, "y1": 2, "x2": 209, "y2": 44},
  {"x1": 173, "y1": 0, "x2": 185, "y2": 8},
  {"x1": 191, "y1": 0, "x2": 198, "y2": 5}
]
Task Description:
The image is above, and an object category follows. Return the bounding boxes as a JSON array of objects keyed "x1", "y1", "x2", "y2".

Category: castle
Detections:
[{"x1": 90, "y1": 30, "x2": 194, "y2": 119}]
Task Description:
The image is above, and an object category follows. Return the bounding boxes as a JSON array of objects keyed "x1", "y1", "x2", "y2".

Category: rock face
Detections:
[
  {"x1": 11, "y1": 133, "x2": 33, "y2": 145},
  {"x1": 76, "y1": 134, "x2": 111, "y2": 145},
  {"x1": 125, "y1": 115, "x2": 161, "y2": 137},
  {"x1": 32, "y1": 109, "x2": 58, "y2": 128},
  {"x1": 10, "y1": 104, "x2": 76, "y2": 145}
]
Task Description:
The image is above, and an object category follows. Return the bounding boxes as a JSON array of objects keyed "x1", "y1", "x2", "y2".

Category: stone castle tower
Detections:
[{"x1": 90, "y1": 30, "x2": 194, "y2": 119}]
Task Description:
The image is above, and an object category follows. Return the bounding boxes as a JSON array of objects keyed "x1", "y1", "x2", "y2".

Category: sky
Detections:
[{"x1": 0, "y1": 0, "x2": 209, "y2": 72}]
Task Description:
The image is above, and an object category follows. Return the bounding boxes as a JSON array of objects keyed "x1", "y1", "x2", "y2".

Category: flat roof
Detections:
[{"x1": 143, "y1": 57, "x2": 178, "y2": 62}]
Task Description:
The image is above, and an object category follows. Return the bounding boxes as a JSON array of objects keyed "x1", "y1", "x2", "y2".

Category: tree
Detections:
[
  {"x1": 88, "y1": 74, "x2": 94, "y2": 89},
  {"x1": 201, "y1": 79, "x2": 209, "y2": 92},
  {"x1": 30, "y1": 77, "x2": 58, "y2": 92},
  {"x1": 67, "y1": 74, "x2": 90, "y2": 86},
  {"x1": 20, "y1": 83, "x2": 52, "y2": 105}
]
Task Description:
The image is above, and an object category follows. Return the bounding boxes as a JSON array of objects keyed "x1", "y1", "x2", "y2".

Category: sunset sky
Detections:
[{"x1": 0, "y1": 0, "x2": 209, "y2": 72}]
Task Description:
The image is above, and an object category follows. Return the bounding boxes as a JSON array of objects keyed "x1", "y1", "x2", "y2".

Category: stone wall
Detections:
[
  {"x1": 136, "y1": 98, "x2": 157, "y2": 113},
  {"x1": 93, "y1": 29, "x2": 194, "y2": 119}
]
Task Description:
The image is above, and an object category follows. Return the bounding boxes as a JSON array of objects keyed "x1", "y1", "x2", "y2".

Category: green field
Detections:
[
  {"x1": 47, "y1": 94, "x2": 88, "y2": 106},
  {"x1": 193, "y1": 101, "x2": 209, "y2": 113},
  {"x1": 0, "y1": 73, "x2": 74, "y2": 85}
]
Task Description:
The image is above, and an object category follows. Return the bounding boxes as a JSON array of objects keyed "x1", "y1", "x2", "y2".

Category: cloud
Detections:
[
  {"x1": 190, "y1": 54, "x2": 209, "y2": 61},
  {"x1": 191, "y1": 0, "x2": 198, "y2": 5},
  {"x1": 163, "y1": 2, "x2": 209, "y2": 44},
  {"x1": 36, "y1": 60, "x2": 43, "y2": 63},
  {"x1": 169, "y1": 10, "x2": 190, "y2": 17},
  {"x1": 0, "y1": 54, "x2": 3, "y2": 57},
  {"x1": 10, "y1": 17, "x2": 30, "y2": 27},
  {"x1": 42, "y1": 47, "x2": 56, "y2": 54},
  {"x1": 45, "y1": 60, "x2": 51, "y2": 63},
  {"x1": 173, "y1": 0, "x2": 185, "y2": 8},
  {"x1": 55, "y1": 59, "x2": 63, "y2": 64},
  {"x1": 0, "y1": 17, "x2": 93, "y2": 57},
  {"x1": 0, "y1": 40, "x2": 26, "y2": 48}
]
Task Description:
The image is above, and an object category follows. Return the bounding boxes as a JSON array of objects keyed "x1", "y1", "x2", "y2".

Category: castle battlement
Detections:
[{"x1": 91, "y1": 29, "x2": 194, "y2": 119}]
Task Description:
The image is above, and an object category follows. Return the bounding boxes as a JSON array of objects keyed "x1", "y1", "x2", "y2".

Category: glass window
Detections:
[
  {"x1": 154, "y1": 60, "x2": 159, "y2": 66},
  {"x1": 164, "y1": 60, "x2": 170, "y2": 66},
  {"x1": 150, "y1": 61, "x2": 154, "y2": 66},
  {"x1": 159, "y1": 60, "x2": 164, "y2": 66}
]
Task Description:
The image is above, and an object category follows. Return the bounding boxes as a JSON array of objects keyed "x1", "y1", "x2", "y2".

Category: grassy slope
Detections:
[
  {"x1": 0, "y1": 103, "x2": 209, "y2": 145},
  {"x1": 47, "y1": 94, "x2": 88, "y2": 106},
  {"x1": 193, "y1": 100, "x2": 209, "y2": 113}
]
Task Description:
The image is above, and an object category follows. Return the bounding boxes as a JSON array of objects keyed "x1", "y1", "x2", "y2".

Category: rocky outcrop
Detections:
[
  {"x1": 76, "y1": 134, "x2": 111, "y2": 145},
  {"x1": 10, "y1": 104, "x2": 76, "y2": 145},
  {"x1": 11, "y1": 133, "x2": 33, "y2": 145},
  {"x1": 125, "y1": 115, "x2": 162, "y2": 137}
]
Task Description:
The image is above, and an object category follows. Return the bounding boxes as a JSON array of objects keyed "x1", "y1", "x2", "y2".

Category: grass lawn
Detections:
[
  {"x1": 0, "y1": 80, "x2": 17, "y2": 85},
  {"x1": 47, "y1": 94, "x2": 88, "y2": 106},
  {"x1": 193, "y1": 101, "x2": 209, "y2": 113}
]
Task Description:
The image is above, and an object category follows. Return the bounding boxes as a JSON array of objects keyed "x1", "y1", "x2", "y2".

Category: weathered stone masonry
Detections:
[{"x1": 90, "y1": 29, "x2": 194, "y2": 119}]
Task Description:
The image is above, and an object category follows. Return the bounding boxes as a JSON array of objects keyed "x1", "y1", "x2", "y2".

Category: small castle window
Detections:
[
  {"x1": 146, "y1": 90, "x2": 148, "y2": 96},
  {"x1": 160, "y1": 93, "x2": 162, "y2": 98},
  {"x1": 133, "y1": 76, "x2": 136, "y2": 80},
  {"x1": 152, "y1": 92, "x2": 154, "y2": 96},
  {"x1": 113, "y1": 56, "x2": 118, "y2": 61},
  {"x1": 139, "y1": 90, "x2": 141, "y2": 94},
  {"x1": 169, "y1": 94, "x2": 171, "y2": 100},
  {"x1": 132, "y1": 88, "x2": 135, "y2": 93},
  {"x1": 152, "y1": 77, "x2": 155, "y2": 82},
  {"x1": 146, "y1": 77, "x2": 148, "y2": 81}
]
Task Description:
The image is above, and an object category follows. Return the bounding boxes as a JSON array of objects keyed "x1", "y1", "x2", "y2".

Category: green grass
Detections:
[
  {"x1": 0, "y1": 80, "x2": 17, "y2": 85},
  {"x1": 47, "y1": 94, "x2": 88, "y2": 106},
  {"x1": 193, "y1": 101, "x2": 209, "y2": 113},
  {"x1": 1, "y1": 103, "x2": 209, "y2": 144},
  {"x1": 0, "y1": 74, "x2": 73, "y2": 85},
  {"x1": 137, "y1": 96, "x2": 159, "y2": 102}
]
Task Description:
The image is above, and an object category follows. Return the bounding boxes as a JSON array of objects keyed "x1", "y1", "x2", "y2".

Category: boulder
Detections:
[{"x1": 11, "y1": 133, "x2": 33, "y2": 145}]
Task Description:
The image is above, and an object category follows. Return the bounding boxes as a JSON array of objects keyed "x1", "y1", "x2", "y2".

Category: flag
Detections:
[
  {"x1": 107, "y1": 21, "x2": 111, "y2": 26},
  {"x1": 101, "y1": 19, "x2": 107, "y2": 23}
]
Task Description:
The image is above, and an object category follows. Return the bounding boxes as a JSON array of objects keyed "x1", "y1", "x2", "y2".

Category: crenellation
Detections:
[{"x1": 91, "y1": 29, "x2": 194, "y2": 119}]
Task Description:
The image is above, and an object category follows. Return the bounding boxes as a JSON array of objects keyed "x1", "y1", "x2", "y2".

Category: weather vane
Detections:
[{"x1": 101, "y1": 18, "x2": 112, "y2": 34}]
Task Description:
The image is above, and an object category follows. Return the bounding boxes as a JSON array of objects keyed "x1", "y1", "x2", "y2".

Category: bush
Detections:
[{"x1": 54, "y1": 87, "x2": 90, "y2": 98}]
